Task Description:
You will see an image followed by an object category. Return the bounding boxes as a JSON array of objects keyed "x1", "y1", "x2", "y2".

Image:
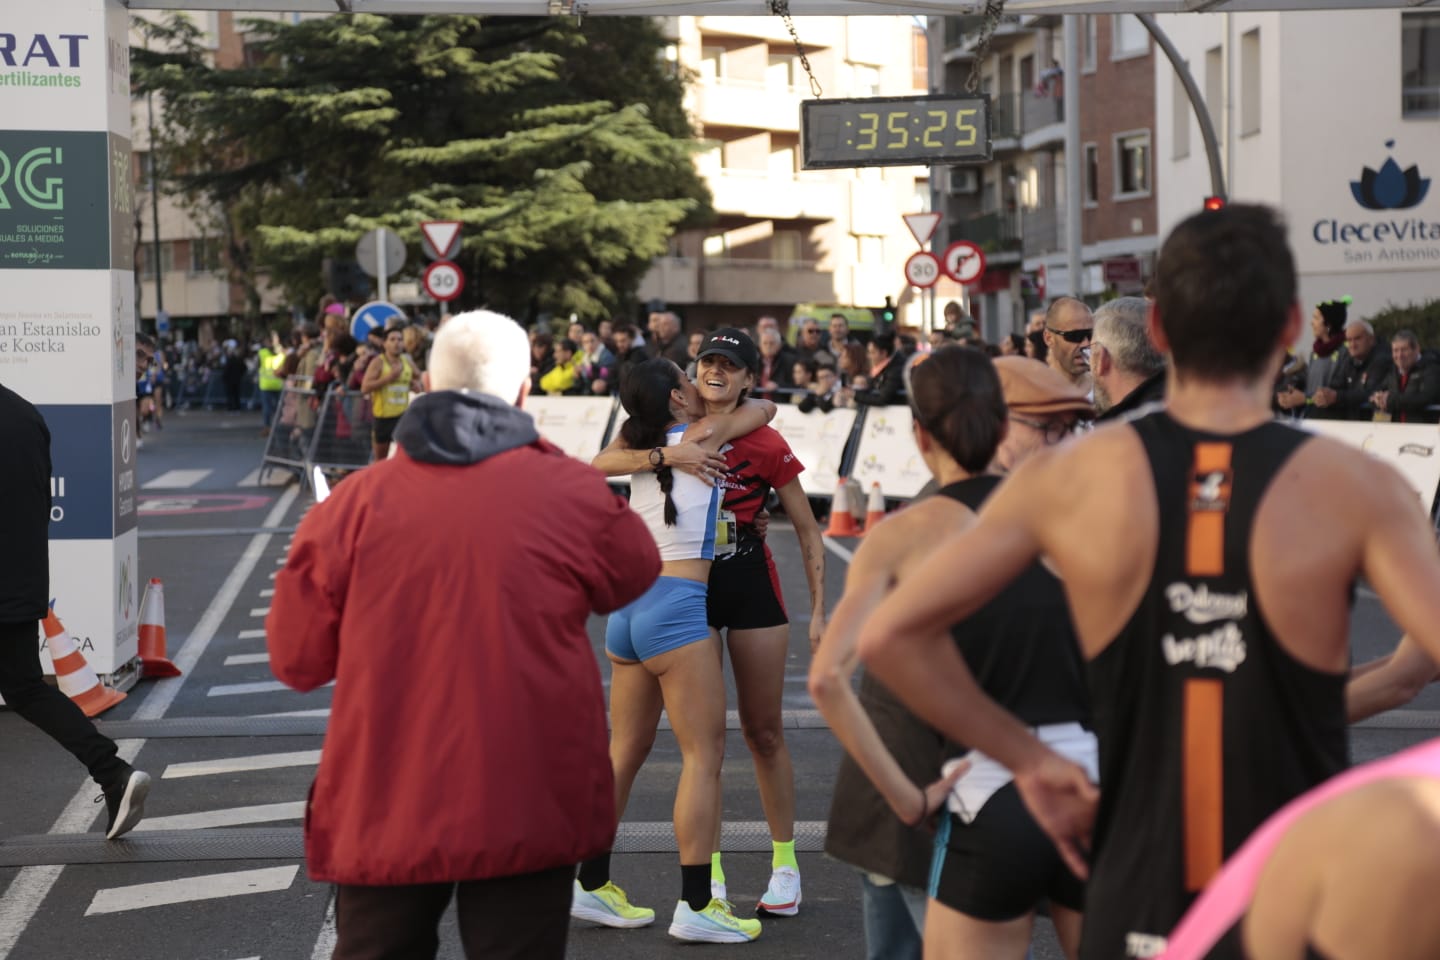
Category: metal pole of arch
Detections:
[
  {"x1": 1063, "y1": 16, "x2": 1083, "y2": 299},
  {"x1": 1137, "y1": 13, "x2": 1227, "y2": 201}
]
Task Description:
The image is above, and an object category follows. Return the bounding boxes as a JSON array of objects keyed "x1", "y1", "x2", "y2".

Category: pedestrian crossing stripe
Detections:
[
  {"x1": 224, "y1": 653, "x2": 270, "y2": 666},
  {"x1": 237, "y1": 629, "x2": 266, "y2": 640},
  {"x1": 162, "y1": 751, "x2": 322, "y2": 780},
  {"x1": 142, "y1": 469, "x2": 214, "y2": 490},
  {"x1": 208, "y1": 680, "x2": 332, "y2": 697},
  {"x1": 135, "y1": 802, "x2": 306, "y2": 832},
  {"x1": 84, "y1": 866, "x2": 299, "y2": 915},
  {"x1": 249, "y1": 608, "x2": 270, "y2": 617}
]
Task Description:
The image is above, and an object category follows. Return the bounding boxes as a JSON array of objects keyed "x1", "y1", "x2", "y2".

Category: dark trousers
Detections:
[
  {"x1": 0, "y1": 620, "x2": 125, "y2": 788},
  {"x1": 333, "y1": 864, "x2": 573, "y2": 960}
]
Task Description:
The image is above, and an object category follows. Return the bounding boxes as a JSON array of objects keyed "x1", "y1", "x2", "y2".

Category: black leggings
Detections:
[{"x1": 0, "y1": 619, "x2": 125, "y2": 788}]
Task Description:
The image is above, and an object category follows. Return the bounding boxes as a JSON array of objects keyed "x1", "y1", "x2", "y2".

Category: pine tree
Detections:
[{"x1": 132, "y1": 13, "x2": 710, "y2": 322}]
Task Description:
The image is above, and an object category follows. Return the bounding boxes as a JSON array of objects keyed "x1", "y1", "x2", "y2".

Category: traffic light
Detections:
[
  {"x1": 1203, "y1": 195, "x2": 1226, "y2": 211},
  {"x1": 878, "y1": 296, "x2": 897, "y2": 327}
]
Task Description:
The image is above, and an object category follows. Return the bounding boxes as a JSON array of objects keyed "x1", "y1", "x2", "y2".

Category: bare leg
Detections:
[
  {"x1": 646, "y1": 637, "x2": 728, "y2": 864},
  {"x1": 727, "y1": 624, "x2": 795, "y2": 843},
  {"x1": 606, "y1": 656, "x2": 663, "y2": 819},
  {"x1": 1050, "y1": 904, "x2": 1083, "y2": 960},
  {"x1": 922, "y1": 899, "x2": 1034, "y2": 960}
]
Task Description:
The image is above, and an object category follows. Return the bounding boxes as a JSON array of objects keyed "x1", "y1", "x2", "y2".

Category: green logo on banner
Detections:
[
  {"x1": 0, "y1": 146, "x2": 65, "y2": 210},
  {"x1": 0, "y1": 131, "x2": 108, "y2": 270}
]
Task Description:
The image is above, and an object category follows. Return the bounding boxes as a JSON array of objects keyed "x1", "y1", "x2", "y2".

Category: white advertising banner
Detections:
[
  {"x1": 1303, "y1": 420, "x2": 1440, "y2": 517},
  {"x1": 850, "y1": 405, "x2": 930, "y2": 499},
  {"x1": 0, "y1": 271, "x2": 134, "y2": 403},
  {"x1": 40, "y1": 529, "x2": 140, "y2": 676},
  {"x1": 1, "y1": 0, "x2": 132, "y2": 134},
  {"x1": 768, "y1": 403, "x2": 857, "y2": 497},
  {"x1": 528, "y1": 396, "x2": 618, "y2": 465}
]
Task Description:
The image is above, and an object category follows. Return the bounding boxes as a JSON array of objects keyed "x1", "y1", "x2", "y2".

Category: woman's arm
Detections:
[
  {"x1": 683, "y1": 398, "x2": 777, "y2": 450},
  {"x1": 591, "y1": 431, "x2": 728, "y2": 480},
  {"x1": 774, "y1": 477, "x2": 827, "y2": 652},
  {"x1": 808, "y1": 524, "x2": 963, "y2": 824},
  {"x1": 1347, "y1": 634, "x2": 1438, "y2": 722}
]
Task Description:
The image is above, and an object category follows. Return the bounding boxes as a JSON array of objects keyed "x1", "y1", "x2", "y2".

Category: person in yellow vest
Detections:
[
  {"x1": 539, "y1": 338, "x2": 584, "y2": 395},
  {"x1": 258, "y1": 330, "x2": 288, "y2": 437},
  {"x1": 361, "y1": 324, "x2": 422, "y2": 463}
]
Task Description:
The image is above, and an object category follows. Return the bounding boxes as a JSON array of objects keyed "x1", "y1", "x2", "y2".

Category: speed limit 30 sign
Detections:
[
  {"x1": 423, "y1": 260, "x2": 465, "y2": 302},
  {"x1": 904, "y1": 251, "x2": 942, "y2": 288}
]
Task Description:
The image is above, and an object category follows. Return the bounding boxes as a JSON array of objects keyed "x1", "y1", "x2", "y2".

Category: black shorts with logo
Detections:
[
  {"x1": 706, "y1": 542, "x2": 787, "y2": 632},
  {"x1": 372, "y1": 415, "x2": 402, "y2": 447}
]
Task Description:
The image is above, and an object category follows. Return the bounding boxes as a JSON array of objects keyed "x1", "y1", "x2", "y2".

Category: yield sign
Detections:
[
  {"x1": 902, "y1": 212, "x2": 941, "y2": 248},
  {"x1": 420, "y1": 220, "x2": 462, "y2": 261}
]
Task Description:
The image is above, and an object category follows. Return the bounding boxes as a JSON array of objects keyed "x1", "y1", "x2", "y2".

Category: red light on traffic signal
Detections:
[{"x1": 1203, "y1": 196, "x2": 1226, "y2": 211}]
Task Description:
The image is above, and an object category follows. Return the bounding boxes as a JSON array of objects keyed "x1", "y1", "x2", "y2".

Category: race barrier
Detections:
[{"x1": 258, "y1": 380, "x2": 376, "y2": 488}]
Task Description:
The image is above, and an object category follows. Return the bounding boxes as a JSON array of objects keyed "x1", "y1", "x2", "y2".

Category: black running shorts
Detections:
[
  {"x1": 929, "y1": 783, "x2": 1085, "y2": 922},
  {"x1": 372, "y1": 415, "x2": 402, "y2": 446},
  {"x1": 706, "y1": 545, "x2": 788, "y2": 631}
]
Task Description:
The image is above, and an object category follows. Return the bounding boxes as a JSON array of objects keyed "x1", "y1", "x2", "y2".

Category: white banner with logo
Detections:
[
  {"x1": 1303, "y1": 420, "x2": 1440, "y2": 517},
  {"x1": 850, "y1": 405, "x2": 930, "y2": 499},
  {"x1": 528, "y1": 396, "x2": 618, "y2": 465},
  {"x1": 768, "y1": 403, "x2": 857, "y2": 497}
]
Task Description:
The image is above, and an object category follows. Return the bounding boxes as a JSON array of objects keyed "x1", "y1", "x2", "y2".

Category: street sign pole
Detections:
[{"x1": 376, "y1": 229, "x2": 389, "y2": 304}]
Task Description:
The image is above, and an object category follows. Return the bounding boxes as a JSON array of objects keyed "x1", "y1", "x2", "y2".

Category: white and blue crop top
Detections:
[{"x1": 629, "y1": 425, "x2": 732, "y2": 562}]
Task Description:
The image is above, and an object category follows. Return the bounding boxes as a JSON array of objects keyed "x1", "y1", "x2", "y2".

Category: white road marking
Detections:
[
  {"x1": 162, "y1": 750, "x2": 322, "y2": 780},
  {"x1": 134, "y1": 802, "x2": 306, "y2": 832},
  {"x1": 142, "y1": 469, "x2": 214, "y2": 489},
  {"x1": 310, "y1": 893, "x2": 338, "y2": 960},
  {"x1": 238, "y1": 469, "x2": 261, "y2": 487},
  {"x1": 275, "y1": 557, "x2": 287, "y2": 565},
  {"x1": 249, "y1": 608, "x2": 270, "y2": 617},
  {"x1": 224, "y1": 653, "x2": 270, "y2": 666},
  {"x1": 238, "y1": 629, "x2": 267, "y2": 640},
  {"x1": 258, "y1": 709, "x2": 331, "y2": 718},
  {"x1": 267, "y1": 570, "x2": 277, "y2": 580},
  {"x1": 207, "y1": 679, "x2": 331, "y2": 697},
  {"x1": 85, "y1": 866, "x2": 299, "y2": 916},
  {"x1": 822, "y1": 536, "x2": 854, "y2": 564},
  {"x1": 259, "y1": 588, "x2": 274, "y2": 598},
  {"x1": 0, "y1": 484, "x2": 301, "y2": 960}
]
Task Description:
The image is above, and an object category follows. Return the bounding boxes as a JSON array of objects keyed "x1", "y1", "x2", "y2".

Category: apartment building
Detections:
[
  {"x1": 1155, "y1": 9, "x2": 1440, "y2": 316},
  {"x1": 931, "y1": 13, "x2": 1158, "y2": 339},
  {"x1": 639, "y1": 16, "x2": 931, "y2": 330}
]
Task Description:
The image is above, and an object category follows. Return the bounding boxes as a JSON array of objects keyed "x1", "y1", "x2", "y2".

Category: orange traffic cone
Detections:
[
  {"x1": 44, "y1": 609, "x2": 126, "y2": 717},
  {"x1": 138, "y1": 578, "x2": 181, "y2": 678},
  {"x1": 823, "y1": 477, "x2": 862, "y2": 537},
  {"x1": 860, "y1": 483, "x2": 887, "y2": 535}
]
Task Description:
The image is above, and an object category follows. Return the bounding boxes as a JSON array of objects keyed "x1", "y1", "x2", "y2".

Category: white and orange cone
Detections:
[
  {"x1": 138, "y1": 578, "x2": 181, "y2": 679},
  {"x1": 822, "y1": 477, "x2": 861, "y2": 538},
  {"x1": 44, "y1": 609, "x2": 126, "y2": 717},
  {"x1": 860, "y1": 483, "x2": 887, "y2": 535}
]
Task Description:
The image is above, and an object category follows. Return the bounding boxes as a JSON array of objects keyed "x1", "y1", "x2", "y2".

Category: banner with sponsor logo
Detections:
[
  {"x1": 39, "y1": 529, "x2": 139, "y2": 676},
  {"x1": 850, "y1": 405, "x2": 930, "y2": 499},
  {"x1": 768, "y1": 403, "x2": 857, "y2": 497},
  {"x1": 528, "y1": 395, "x2": 620, "y2": 464},
  {"x1": 0, "y1": 270, "x2": 135, "y2": 403},
  {"x1": 1303, "y1": 420, "x2": 1440, "y2": 516}
]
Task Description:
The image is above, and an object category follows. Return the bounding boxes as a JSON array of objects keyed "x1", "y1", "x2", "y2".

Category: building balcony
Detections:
[
  {"x1": 1021, "y1": 206, "x2": 1065, "y2": 258},
  {"x1": 692, "y1": 78, "x2": 801, "y2": 133},
  {"x1": 950, "y1": 211, "x2": 1022, "y2": 262},
  {"x1": 696, "y1": 16, "x2": 840, "y2": 49},
  {"x1": 707, "y1": 168, "x2": 840, "y2": 221},
  {"x1": 701, "y1": 257, "x2": 835, "y2": 304},
  {"x1": 988, "y1": 91, "x2": 1064, "y2": 154}
]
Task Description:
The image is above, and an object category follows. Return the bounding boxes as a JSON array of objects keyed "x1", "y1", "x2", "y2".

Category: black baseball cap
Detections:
[{"x1": 697, "y1": 328, "x2": 760, "y2": 373}]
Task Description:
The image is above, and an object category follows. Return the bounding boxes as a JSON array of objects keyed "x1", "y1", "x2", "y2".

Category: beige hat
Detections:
[{"x1": 994, "y1": 357, "x2": 1094, "y2": 418}]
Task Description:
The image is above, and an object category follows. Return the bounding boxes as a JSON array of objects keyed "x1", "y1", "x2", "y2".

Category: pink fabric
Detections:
[{"x1": 1160, "y1": 738, "x2": 1440, "y2": 958}]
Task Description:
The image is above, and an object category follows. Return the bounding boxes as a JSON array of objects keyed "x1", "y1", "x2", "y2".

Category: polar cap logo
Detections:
[
  {"x1": 1351, "y1": 140, "x2": 1430, "y2": 211},
  {"x1": 712, "y1": 336, "x2": 741, "y2": 346}
]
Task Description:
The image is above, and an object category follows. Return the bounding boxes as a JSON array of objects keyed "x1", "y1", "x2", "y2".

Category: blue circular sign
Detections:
[{"x1": 351, "y1": 301, "x2": 406, "y2": 342}]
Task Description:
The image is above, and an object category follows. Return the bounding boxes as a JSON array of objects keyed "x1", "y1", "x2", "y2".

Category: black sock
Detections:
[
  {"x1": 577, "y1": 853, "x2": 610, "y2": 892},
  {"x1": 682, "y1": 863, "x2": 711, "y2": 911}
]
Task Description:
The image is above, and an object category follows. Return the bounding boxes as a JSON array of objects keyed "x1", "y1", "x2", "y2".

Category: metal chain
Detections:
[
  {"x1": 965, "y1": 0, "x2": 1008, "y2": 93},
  {"x1": 769, "y1": 0, "x2": 823, "y2": 98}
]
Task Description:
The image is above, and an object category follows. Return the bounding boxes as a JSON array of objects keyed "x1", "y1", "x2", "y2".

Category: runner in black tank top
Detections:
[{"x1": 1082, "y1": 409, "x2": 1349, "y2": 959}]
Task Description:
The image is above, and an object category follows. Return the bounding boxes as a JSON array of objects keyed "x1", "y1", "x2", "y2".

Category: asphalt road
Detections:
[{"x1": 2, "y1": 407, "x2": 1437, "y2": 960}]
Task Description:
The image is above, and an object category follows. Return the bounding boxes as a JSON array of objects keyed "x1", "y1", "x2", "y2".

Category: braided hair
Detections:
[{"x1": 620, "y1": 358, "x2": 683, "y2": 526}]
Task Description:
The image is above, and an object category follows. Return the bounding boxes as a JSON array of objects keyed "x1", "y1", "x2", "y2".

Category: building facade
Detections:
[
  {"x1": 1156, "y1": 9, "x2": 1440, "y2": 320},
  {"x1": 931, "y1": 13, "x2": 1159, "y2": 339},
  {"x1": 638, "y1": 16, "x2": 932, "y2": 331}
]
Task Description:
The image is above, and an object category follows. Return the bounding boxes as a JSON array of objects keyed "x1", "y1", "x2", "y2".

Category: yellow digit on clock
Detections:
[
  {"x1": 922, "y1": 110, "x2": 946, "y2": 147},
  {"x1": 954, "y1": 108, "x2": 978, "y2": 147},
  {"x1": 857, "y1": 112, "x2": 879, "y2": 150},
  {"x1": 886, "y1": 112, "x2": 910, "y2": 149}
]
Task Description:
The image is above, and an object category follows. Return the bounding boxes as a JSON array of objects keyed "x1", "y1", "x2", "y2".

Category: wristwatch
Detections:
[{"x1": 649, "y1": 446, "x2": 666, "y2": 468}]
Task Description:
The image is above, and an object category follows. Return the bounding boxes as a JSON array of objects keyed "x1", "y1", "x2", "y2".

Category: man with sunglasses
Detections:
[{"x1": 1042, "y1": 297, "x2": 1095, "y2": 394}]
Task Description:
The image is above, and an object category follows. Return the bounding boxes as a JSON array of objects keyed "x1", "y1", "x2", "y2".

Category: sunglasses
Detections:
[
  {"x1": 1011, "y1": 416, "x2": 1074, "y2": 444},
  {"x1": 1046, "y1": 326, "x2": 1093, "y2": 344}
]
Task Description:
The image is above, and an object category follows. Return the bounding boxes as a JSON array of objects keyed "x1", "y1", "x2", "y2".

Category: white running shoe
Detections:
[
  {"x1": 570, "y1": 880, "x2": 655, "y2": 928},
  {"x1": 756, "y1": 866, "x2": 801, "y2": 917},
  {"x1": 669, "y1": 898, "x2": 762, "y2": 943}
]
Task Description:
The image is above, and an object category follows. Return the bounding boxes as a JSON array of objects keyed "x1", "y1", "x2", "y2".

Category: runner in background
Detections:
[{"x1": 361, "y1": 323, "x2": 421, "y2": 463}]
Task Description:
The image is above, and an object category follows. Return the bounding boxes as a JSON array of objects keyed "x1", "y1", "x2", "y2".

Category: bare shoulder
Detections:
[
  {"x1": 1010, "y1": 421, "x2": 1149, "y2": 501},
  {"x1": 856, "y1": 495, "x2": 973, "y2": 578}
]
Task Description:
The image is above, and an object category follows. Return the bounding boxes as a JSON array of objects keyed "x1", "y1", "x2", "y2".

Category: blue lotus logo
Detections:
[{"x1": 1352, "y1": 141, "x2": 1430, "y2": 211}]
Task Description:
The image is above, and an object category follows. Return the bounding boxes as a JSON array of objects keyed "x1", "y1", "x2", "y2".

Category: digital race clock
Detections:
[{"x1": 801, "y1": 94, "x2": 993, "y2": 170}]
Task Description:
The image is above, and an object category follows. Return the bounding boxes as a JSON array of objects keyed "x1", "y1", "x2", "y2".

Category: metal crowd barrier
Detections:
[{"x1": 258, "y1": 380, "x2": 374, "y2": 488}]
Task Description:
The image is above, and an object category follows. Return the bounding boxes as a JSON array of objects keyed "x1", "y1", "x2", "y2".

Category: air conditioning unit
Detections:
[{"x1": 948, "y1": 167, "x2": 980, "y2": 194}]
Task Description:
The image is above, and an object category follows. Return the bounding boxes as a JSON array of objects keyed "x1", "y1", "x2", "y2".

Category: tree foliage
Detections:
[{"x1": 132, "y1": 13, "x2": 710, "y2": 321}]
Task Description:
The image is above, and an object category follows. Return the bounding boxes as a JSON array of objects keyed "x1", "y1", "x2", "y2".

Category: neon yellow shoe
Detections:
[
  {"x1": 570, "y1": 880, "x2": 655, "y2": 928},
  {"x1": 669, "y1": 898, "x2": 762, "y2": 943}
]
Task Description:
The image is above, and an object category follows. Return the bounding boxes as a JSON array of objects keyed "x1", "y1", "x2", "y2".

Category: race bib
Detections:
[{"x1": 713, "y1": 506, "x2": 737, "y2": 558}]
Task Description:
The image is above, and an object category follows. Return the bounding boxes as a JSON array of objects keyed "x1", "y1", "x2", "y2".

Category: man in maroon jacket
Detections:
[{"x1": 268, "y1": 309, "x2": 661, "y2": 960}]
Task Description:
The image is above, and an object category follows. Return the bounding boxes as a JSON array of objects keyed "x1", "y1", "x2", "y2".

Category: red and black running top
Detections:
[{"x1": 716, "y1": 426, "x2": 804, "y2": 532}]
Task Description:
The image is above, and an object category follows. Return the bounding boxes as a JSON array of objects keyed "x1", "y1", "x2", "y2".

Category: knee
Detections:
[
  {"x1": 611, "y1": 731, "x2": 657, "y2": 777},
  {"x1": 741, "y1": 721, "x2": 785, "y2": 761}
]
